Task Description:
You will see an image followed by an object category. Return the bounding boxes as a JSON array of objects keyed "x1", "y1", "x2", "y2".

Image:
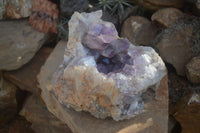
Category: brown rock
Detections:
[
  {"x1": 0, "y1": 20, "x2": 47, "y2": 71},
  {"x1": 38, "y1": 41, "x2": 168, "y2": 133},
  {"x1": 186, "y1": 56, "x2": 200, "y2": 84},
  {"x1": 121, "y1": 16, "x2": 158, "y2": 46},
  {"x1": 171, "y1": 93, "x2": 200, "y2": 133},
  {"x1": 0, "y1": 79, "x2": 17, "y2": 125},
  {"x1": 154, "y1": 16, "x2": 200, "y2": 76},
  {"x1": 151, "y1": 8, "x2": 183, "y2": 27},
  {"x1": 4, "y1": 47, "x2": 53, "y2": 94},
  {"x1": 136, "y1": 0, "x2": 183, "y2": 11},
  {"x1": 20, "y1": 94, "x2": 72, "y2": 133}
]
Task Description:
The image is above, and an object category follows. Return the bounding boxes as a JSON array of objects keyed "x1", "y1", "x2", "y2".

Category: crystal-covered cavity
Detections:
[{"x1": 52, "y1": 10, "x2": 166, "y2": 121}]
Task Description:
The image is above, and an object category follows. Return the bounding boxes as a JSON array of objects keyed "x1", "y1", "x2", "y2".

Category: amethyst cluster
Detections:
[
  {"x1": 89, "y1": 38, "x2": 133, "y2": 75},
  {"x1": 52, "y1": 11, "x2": 166, "y2": 121}
]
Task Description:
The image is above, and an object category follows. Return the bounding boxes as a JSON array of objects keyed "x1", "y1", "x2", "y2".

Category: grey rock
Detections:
[
  {"x1": 186, "y1": 56, "x2": 200, "y2": 84},
  {"x1": 38, "y1": 11, "x2": 168, "y2": 133},
  {"x1": 0, "y1": 20, "x2": 46, "y2": 70},
  {"x1": 50, "y1": 11, "x2": 166, "y2": 121}
]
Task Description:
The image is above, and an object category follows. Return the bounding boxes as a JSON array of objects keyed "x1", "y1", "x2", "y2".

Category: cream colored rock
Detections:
[
  {"x1": 52, "y1": 11, "x2": 166, "y2": 121},
  {"x1": 38, "y1": 11, "x2": 168, "y2": 133},
  {"x1": 38, "y1": 41, "x2": 168, "y2": 133}
]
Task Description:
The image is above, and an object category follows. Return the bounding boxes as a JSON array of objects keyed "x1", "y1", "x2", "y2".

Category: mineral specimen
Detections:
[{"x1": 52, "y1": 10, "x2": 166, "y2": 121}]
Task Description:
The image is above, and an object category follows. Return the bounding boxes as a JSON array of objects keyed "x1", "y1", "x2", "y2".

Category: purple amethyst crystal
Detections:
[
  {"x1": 83, "y1": 21, "x2": 118, "y2": 50},
  {"x1": 52, "y1": 10, "x2": 167, "y2": 121}
]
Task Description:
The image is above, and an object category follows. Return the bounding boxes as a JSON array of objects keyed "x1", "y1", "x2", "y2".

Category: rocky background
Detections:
[{"x1": 0, "y1": 0, "x2": 200, "y2": 133}]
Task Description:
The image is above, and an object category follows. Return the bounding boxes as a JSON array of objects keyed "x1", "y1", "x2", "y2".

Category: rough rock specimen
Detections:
[
  {"x1": 121, "y1": 16, "x2": 158, "y2": 46},
  {"x1": 38, "y1": 40, "x2": 168, "y2": 133},
  {"x1": 171, "y1": 93, "x2": 200, "y2": 133},
  {"x1": 20, "y1": 95, "x2": 72, "y2": 133},
  {"x1": 186, "y1": 56, "x2": 200, "y2": 84},
  {"x1": 135, "y1": 0, "x2": 183, "y2": 11},
  {"x1": 29, "y1": 0, "x2": 58, "y2": 33},
  {"x1": 52, "y1": 11, "x2": 166, "y2": 121},
  {"x1": 151, "y1": 8, "x2": 183, "y2": 27},
  {"x1": 0, "y1": 20, "x2": 46, "y2": 70},
  {"x1": 0, "y1": 0, "x2": 33, "y2": 20},
  {"x1": 0, "y1": 79, "x2": 17, "y2": 125},
  {"x1": 44, "y1": 11, "x2": 167, "y2": 121},
  {"x1": 154, "y1": 16, "x2": 200, "y2": 76}
]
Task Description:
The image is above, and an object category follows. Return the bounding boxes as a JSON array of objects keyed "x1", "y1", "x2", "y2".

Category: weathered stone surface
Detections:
[
  {"x1": 51, "y1": 11, "x2": 166, "y2": 121},
  {"x1": 121, "y1": 16, "x2": 158, "y2": 46},
  {"x1": 0, "y1": 20, "x2": 46, "y2": 71},
  {"x1": 4, "y1": 47, "x2": 53, "y2": 94},
  {"x1": 0, "y1": 0, "x2": 33, "y2": 20},
  {"x1": 60, "y1": 0, "x2": 88, "y2": 17},
  {"x1": 151, "y1": 8, "x2": 183, "y2": 27},
  {"x1": 171, "y1": 92, "x2": 200, "y2": 133},
  {"x1": 135, "y1": 0, "x2": 183, "y2": 11},
  {"x1": 154, "y1": 16, "x2": 200, "y2": 76},
  {"x1": 186, "y1": 56, "x2": 200, "y2": 84},
  {"x1": 38, "y1": 40, "x2": 168, "y2": 132},
  {"x1": 20, "y1": 95, "x2": 72, "y2": 133},
  {"x1": 0, "y1": 79, "x2": 17, "y2": 125}
]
